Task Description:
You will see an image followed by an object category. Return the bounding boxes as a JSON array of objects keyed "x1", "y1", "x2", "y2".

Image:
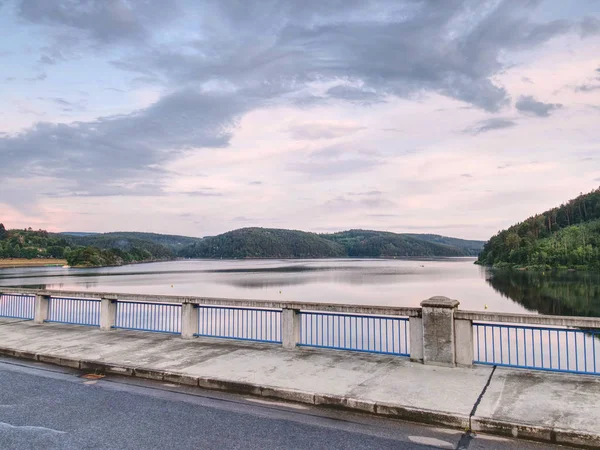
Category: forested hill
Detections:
[
  {"x1": 321, "y1": 230, "x2": 480, "y2": 257},
  {"x1": 179, "y1": 228, "x2": 346, "y2": 258},
  {"x1": 180, "y1": 228, "x2": 483, "y2": 258},
  {"x1": 477, "y1": 187, "x2": 600, "y2": 269},
  {"x1": 2, "y1": 224, "x2": 483, "y2": 266},
  {"x1": 0, "y1": 225, "x2": 177, "y2": 267},
  {"x1": 65, "y1": 232, "x2": 201, "y2": 251}
]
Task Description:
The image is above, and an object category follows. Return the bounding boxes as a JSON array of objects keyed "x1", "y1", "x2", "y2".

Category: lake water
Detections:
[{"x1": 1, "y1": 258, "x2": 599, "y2": 317}]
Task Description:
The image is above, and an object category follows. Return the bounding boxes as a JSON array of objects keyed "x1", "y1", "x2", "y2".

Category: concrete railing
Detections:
[{"x1": 1, "y1": 288, "x2": 599, "y2": 374}]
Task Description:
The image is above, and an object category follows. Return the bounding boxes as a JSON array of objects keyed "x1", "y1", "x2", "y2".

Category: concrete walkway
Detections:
[{"x1": 0, "y1": 319, "x2": 598, "y2": 448}]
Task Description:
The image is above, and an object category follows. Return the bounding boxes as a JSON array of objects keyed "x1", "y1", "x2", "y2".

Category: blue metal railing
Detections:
[
  {"x1": 298, "y1": 312, "x2": 410, "y2": 356},
  {"x1": 0, "y1": 294, "x2": 35, "y2": 320},
  {"x1": 194, "y1": 306, "x2": 282, "y2": 343},
  {"x1": 115, "y1": 301, "x2": 181, "y2": 334},
  {"x1": 474, "y1": 323, "x2": 599, "y2": 376},
  {"x1": 47, "y1": 297, "x2": 101, "y2": 326}
]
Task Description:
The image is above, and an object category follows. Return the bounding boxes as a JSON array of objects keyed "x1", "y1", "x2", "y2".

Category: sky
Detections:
[{"x1": 1, "y1": 0, "x2": 599, "y2": 240}]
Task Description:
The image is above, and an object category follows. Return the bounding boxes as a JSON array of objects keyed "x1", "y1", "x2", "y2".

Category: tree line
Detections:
[
  {"x1": 0, "y1": 225, "x2": 174, "y2": 267},
  {"x1": 477, "y1": 187, "x2": 600, "y2": 269}
]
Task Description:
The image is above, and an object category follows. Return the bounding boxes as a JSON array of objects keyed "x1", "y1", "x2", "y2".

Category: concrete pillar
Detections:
[
  {"x1": 420, "y1": 296, "x2": 460, "y2": 367},
  {"x1": 455, "y1": 318, "x2": 474, "y2": 367},
  {"x1": 100, "y1": 297, "x2": 117, "y2": 331},
  {"x1": 282, "y1": 308, "x2": 300, "y2": 349},
  {"x1": 181, "y1": 303, "x2": 198, "y2": 339},
  {"x1": 34, "y1": 294, "x2": 50, "y2": 324},
  {"x1": 409, "y1": 317, "x2": 424, "y2": 363}
]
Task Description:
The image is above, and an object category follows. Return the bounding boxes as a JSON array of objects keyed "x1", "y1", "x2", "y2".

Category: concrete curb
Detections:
[{"x1": 0, "y1": 346, "x2": 598, "y2": 448}]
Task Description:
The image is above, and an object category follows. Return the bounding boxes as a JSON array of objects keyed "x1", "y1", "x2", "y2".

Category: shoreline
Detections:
[{"x1": 0, "y1": 258, "x2": 67, "y2": 269}]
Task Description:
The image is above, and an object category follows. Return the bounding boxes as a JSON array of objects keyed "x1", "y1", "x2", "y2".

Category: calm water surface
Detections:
[{"x1": 1, "y1": 258, "x2": 599, "y2": 316}]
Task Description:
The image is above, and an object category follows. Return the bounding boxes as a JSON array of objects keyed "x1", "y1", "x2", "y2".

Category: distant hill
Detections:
[
  {"x1": 65, "y1": 232, "x2": 201, "y2": 251},
  {"x1": 179, "y1": 227, "x2": 483, "y2": 259},
  {"x1": 60, "y1": 232, "x2": 99, "y2": 237},
  {"x1": 2, "y1": 223, "x2": 483, "y2": 265},
  {"x1": 321, "y1": 230, "x2": 479, "y2": 257},
  {"x1": 179, "y1": 228, "x2": 346, "y2": 258},
  {"x1": 403, "y1": 234, "x2": 484, "y2": 256},
  {"x1": 478, "y1": 187, "x2": 600, "y2": 269}
]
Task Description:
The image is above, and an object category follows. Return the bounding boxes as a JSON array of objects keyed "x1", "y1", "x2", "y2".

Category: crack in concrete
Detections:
[{"x1": 456, "y1": 365, "x2": 497, "y2": 449}]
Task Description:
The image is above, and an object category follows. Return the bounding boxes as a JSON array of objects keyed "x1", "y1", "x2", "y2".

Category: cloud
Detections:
[
  {"x1": 25, "y1": 73, "x2": 47, "y2": 81},
  {"x1": 325, "y1": 85, "x2": 385, "y2": 104},
  {"x1": 579, "y1": 16, "x2": 600, "y2": 38},
  {"x1": 287, "y1": 121, "x2": 366, "y2": 140},
  {"x1": 288, "y1": 145, "x2": 383, "y2": 176},
  {"x1": 53, "y1": 0, "x2": 582, "y2": 113},
  {"x1": 38, "y1": 54, "x2": 56, "y2": 65},
  {"x1": 18, "y1": 0, "x2": 178, "y2": 45},
  {"x1": 0, "y1": 88, "x2": 253, "y2": 196},
  {"x1": 249, "y1": 181, "x2": 263, "y2": 186},
  {"x1": 575, "y1": 84, "x2": 600, "y2": 93},
  {"x1": 521, "y1": 76, "x2": 534, "y2": 84},
  {"x1": 465, "y1": 118, "x2": 517, "y2": 135},
  {"x1": 324, "y1": 192, "x2": 395, "y2": 211},
  {"x1": 185, "y1": 190, "x2": 224, "y2": 197},
  {"x1": 515, "y1": 95, "x2": 563, "y2": 117}
]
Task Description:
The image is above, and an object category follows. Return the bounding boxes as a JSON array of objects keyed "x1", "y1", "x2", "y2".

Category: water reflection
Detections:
[
  {"x1": 486, "y1": 269, "x2": 600, "y2": 317},
  {"x1": 3, "y1": 259, "x2": 598, "y2": 315}
]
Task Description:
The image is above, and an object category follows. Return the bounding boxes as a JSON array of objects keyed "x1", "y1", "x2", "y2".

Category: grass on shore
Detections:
[{"x1": 0, "y1": 258, "x2": 67, "y2": 268}]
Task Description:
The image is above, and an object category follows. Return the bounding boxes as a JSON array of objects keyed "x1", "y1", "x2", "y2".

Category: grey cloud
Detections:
[
  {"x1": 248, "y1": 181, "x2": 262, "y2": 185},
  {"x1": 465, "y1": 118, "x2": 517, "y2": 135},
  {"x1": 0, "y1": 88, "x2": 252, "y2": 197},
  {"x1": 324, "y1": 193, "x2": 396, "y2": 211},
  {"x1": 95, "y1": 0, "x2": 578, "y2": 112},
  {"x1": 18, "y1": 0, "x2": 178, "y2": 44},
  {"x1": 288, "y1": 145, "x2": 383, "y2": 176},
  {"x1": 521, "y1": 76, "x2": 533, "y2": 84},
  {"x1": 580, "y1": 16, "x2": 600, "y2": 38},
  {"x1": 515, "y1": 95, "x2": 563, "y2": 117},
  {"x1": 461, "y1": 173, "x2": 473, "y2": 178},
  {"x1": 575, "y1": 84, "x2": 600, "y2": 92},
  {"x1": 39, "y1": 54, "x2": 56, "y2": 64},
  {"x1": 186, "y1": 190, "x2": 224, "y2": 197},
  {"x1": 325, "y1": 85, "x2": 385, "y2": 104},
  {"x1": 25, "y1": 73, "x2": 47, "y2": 81},
  {"x1": 288, "y1": 122, "x2": 366, "y2": 140}
]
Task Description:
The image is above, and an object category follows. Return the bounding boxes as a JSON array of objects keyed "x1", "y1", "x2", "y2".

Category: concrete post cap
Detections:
[{"x1": 420, "y1": 296, "x2": 460, "y2": 308}]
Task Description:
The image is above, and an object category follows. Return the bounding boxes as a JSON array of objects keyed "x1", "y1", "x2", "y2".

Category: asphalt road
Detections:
[{"x1": 0, "y1": 357, "x2": 563, "y2": 450}]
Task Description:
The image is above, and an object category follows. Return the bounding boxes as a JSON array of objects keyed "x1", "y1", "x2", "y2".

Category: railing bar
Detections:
[
  {"x1": 531, "y1": 328, "x2": 535, "y2": 368},
  {"x1": 593, "y1": 332, "x2": 597, "y2": 374},
  {"x1": 575, "y1": 330, "x2": 579, "y2": 372},
  {"x1": 484, "y1": 325, "x2": 488, "y2": 362},
  {"x1": 566, "y1": 331, "x2": 570, "y2": 371},
  {"x1": 539, "y1": 328, "x2": 543, "y2": 369},
  {"x1": 557, "y1": 330, "x2": 561, "y2": 370},
  {"x1": 583, "y1": 331, "x2": 588, "y2": 373}
]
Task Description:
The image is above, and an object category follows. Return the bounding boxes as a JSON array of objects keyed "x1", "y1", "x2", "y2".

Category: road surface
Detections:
[{"x1": 0, "y1": 357, "x2": 562, "y2": 450}]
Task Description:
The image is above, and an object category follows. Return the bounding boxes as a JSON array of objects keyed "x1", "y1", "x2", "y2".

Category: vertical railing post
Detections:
[
  {"x1": 409, "y1": 316, "x2": 424, "y2": 363},
  {"x1": 282, "y1": 308, "x2": 300, "y2": 349},
  {"x1": 181, "y1": 302, "x2": 198, "y2": 339},
  {"x1": 454, "y1": 318, "x2": 474, "y2": 367},
  {"x1": 100, "y1": 297, "x2": 117, "y2": 331},
  {"x1": 34, "y1": 294, "x2": 50, "y2": 324},
  {"x1": 420, "y1": 296, "x2": 459, "y2": 367}
]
